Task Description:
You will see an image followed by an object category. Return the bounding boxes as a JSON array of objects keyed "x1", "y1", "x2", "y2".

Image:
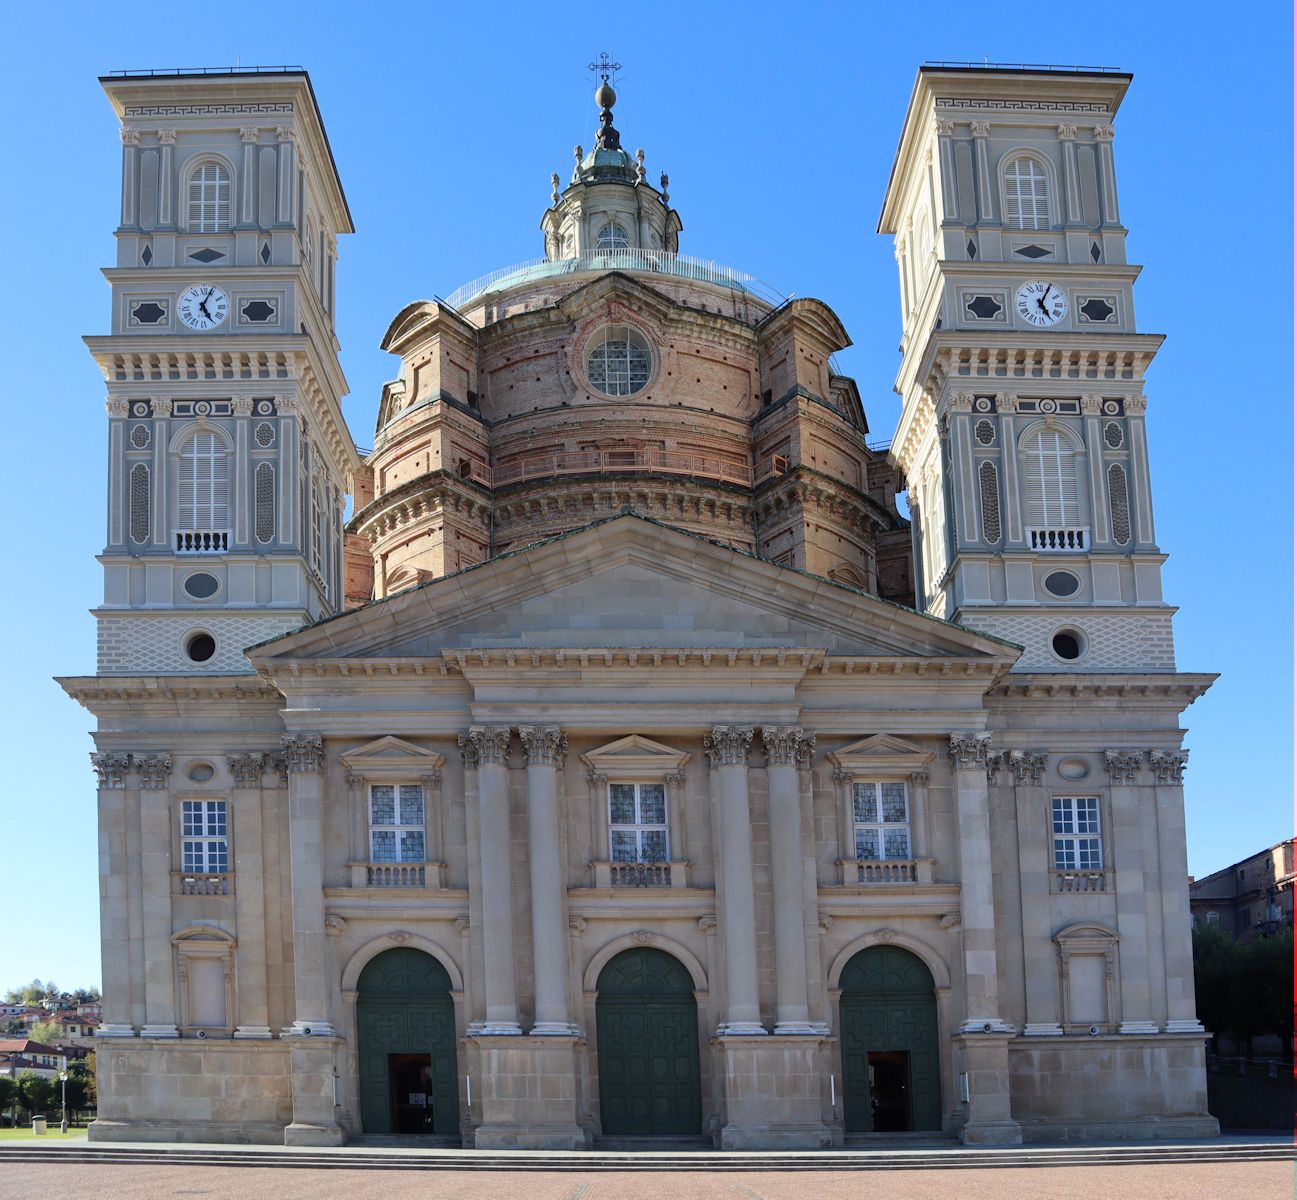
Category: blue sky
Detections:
[{"x1": 0, "y1": 2, "x2": 1290, "y2": 990}]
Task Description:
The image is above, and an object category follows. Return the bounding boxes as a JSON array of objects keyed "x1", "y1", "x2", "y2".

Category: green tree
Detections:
[
  {"x1": 70, "y1": 1052, "x2": 96, "y2": 1107},
  {"x1": 27, "y1": 1020, "x2": 64, "y2": 1048},
  {"x1": 69, "y1": 987, "x2": 101, "y2": 1005},
  {"x1": 1193, "y1": 922, "x2": 1294, "y2": 1056},
  {"x1": 15, "y1": 1074, "x2": 56, "y2": 1116},
  {"x1": 18, "y1": 979, "x2": 46, "y2": 1005}
]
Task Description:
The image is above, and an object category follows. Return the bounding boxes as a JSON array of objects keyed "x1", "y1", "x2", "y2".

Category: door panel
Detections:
[
  {"x1": 357, "y1": 997, "x2": 459, "y2": 1136},
  {"x1": 597, "y1": 995, "x2": 701, "y2": 1135}
]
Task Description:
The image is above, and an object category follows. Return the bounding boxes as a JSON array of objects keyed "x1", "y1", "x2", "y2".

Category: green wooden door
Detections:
[
  {"x1": 839, "y1": 946, "x2": 941, "y2": 1133},
  {"x1": 596, "y1": 948, "x2": 702, "y2": 1136},
  {"x1": 356, "y1": 948, "x2": 459, "y2": 1136}
]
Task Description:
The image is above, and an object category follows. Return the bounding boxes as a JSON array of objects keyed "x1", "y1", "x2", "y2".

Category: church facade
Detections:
[{"x1": 60, "y1": 63, "x2": 1219, "y2": 1148}]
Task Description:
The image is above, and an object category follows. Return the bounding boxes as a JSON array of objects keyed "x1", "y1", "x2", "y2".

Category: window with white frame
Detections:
[
  {"x1": 1003, "y1": 156, "x2": 1050, "y2": 230},
  {"x1": 187, "y1": 162, "x2": 231, "y2": 233},
  {"x1": 608, "y1": 782, "x2": 668, "y2": 863},
  {"x1": 177, "y1": 431, "x2": 229, "y2": 532},
  {"x1": 1052, "y1": 796, "x2": 1102, "y2": 870},
  {"x1": 181, "y1": 800, "x2": 228, "y2": 873},
  {"x1": 369, "y1": 784, "x2": 425, "y2": 863},
  {"x1": 852, "y1": 781, "x2": 911, "y2": 861},
  {"x1": 1022, "y1": 429, "x2": 1080, "y2": 528}
]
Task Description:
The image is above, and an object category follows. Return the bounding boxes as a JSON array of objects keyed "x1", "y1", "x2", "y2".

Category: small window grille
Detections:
[
  {"x1": 1003, "y1": 157, "x2": 1050, "y2": 231},
  {"x1": 255, "y1": 462, "x2": 275, "y2": 544},
  {"x1": 1107, "y1": 463, "x2": 1131, "y2": 545},
  {"x1": 979, "y1": 460, "x2": 1002, "y2": 544},
  {"x1": 852, "y1": 781, "x2": 911, "y2": 861},
  {"x1": 1103, "y1": 421, "x2": 1124, "y2": 449},
  {"x1": 369, "y1": 784, "x2": 425, "y2": 863},
  {"x1": 129, "y1": 463, "x2": 150, "y2": 544},
  {"x1": 1052, "y1": 796, "x2": 1102, "y2": 870},
  {"x1": 130, "y1": 423, "x2": 151, "y2": 449},
  {"x1": 609, "y1": 783, "x2": 669, "y2": 862},
  {"x1": 975, "y1": 419, "x2": 995, "y2": 446},
  {"x1": 254, "y1": 421, "x2": 276, "y2": 447},
  {"x1": 596, "y1": 222, "x2": 630, "y2": 250},
  {"x1": 181, "y1": 800, "x2": 228, "y2": 873},
  {"x1": 187, "y1": 163, "x2": 231, "y2": 234},
  {"x1": 586, "y1": 325, "x2": 651, "y2": 397}
]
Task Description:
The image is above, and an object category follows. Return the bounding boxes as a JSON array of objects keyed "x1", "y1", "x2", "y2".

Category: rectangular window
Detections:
[
  {"x1": 181, "y1": 800, "x2": 228, "y2": 873},
  {"x1": 852, "y1": 781, "x2": 911, "y2": 861},
  {"x1": 369, "y1": 784, "x2": 425, "y2": 863},
  {"x1": 1052, "y1": 796, "x2": 1102, "y2": 869},
  {"x1": 608, "y1": 783, "x2": 669, "y2": 863}
]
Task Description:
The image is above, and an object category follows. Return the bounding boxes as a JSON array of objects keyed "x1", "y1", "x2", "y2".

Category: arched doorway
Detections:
[
  {"x1": 596, "y1": 947, "x2": 702, "y2": 1136},
  {"x1": 356, "y1": 948, "x2": 459, "y2": 1136},
  {"x1": 839, "y1": 945, "x2": 941, "y2": 1133}
]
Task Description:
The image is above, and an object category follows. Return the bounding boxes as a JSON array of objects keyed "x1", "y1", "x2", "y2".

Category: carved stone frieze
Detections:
[
  {"x1": 704, "y1": 726, "x2": 753, "y2": 768},
  {"x1": 464, "y1": 725, "x2": 511, "y2": 767},
  {"x1": 948, "y1": 733, "x2": 992, "y2": 770},
  {"x1": 227, "y1": 753, "x2": 265, "y2": 789},
  {"x1": 135, "y1": 754, "x2": 172, "y2": 789},
  {"x1": 1103, "y1": 750, "x2": 1143, "y2": 785},
  {"x1": 279, "y1": 734, "x2": 324, "y2": 774},
  {"x1": 1148, "y1": 750, "x2": 1188, "y2": 785},
  {"x1": 90, "y1": 752, "x2": 131, "y2": 789},
  {"x1": 519, "y1": 725, "x2": 567, "y2": 769}
]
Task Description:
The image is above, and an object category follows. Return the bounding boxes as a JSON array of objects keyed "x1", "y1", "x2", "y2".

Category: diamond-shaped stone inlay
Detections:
[
  {"x1": 260, "y1": 242, "x2": 272, "y2": 265},
  {"x1": 188, "y1": 247, "x2": 224, "y2": 264},
  {"x1": 1014, "y1": 244, "x2": 1051, "y2": 259},
  {"x1": 240, "y1": 300, "x2": 276, "y2": 323},
  {"x1": 140, "y1": 244, "x2": 153, "y2": 266},
  {"x1": 966, "y1": 295, "x2": 1003, "y2": 320},
  {"x1": 1091, "y1": 241, "x2": 1102, "y2": 263},
  {"x1": 1080, "y1": 297, "x2": 1115, "y2": 323},
  {"x1": 966, "y1": 238, "x2": 977, "y2": 260}
]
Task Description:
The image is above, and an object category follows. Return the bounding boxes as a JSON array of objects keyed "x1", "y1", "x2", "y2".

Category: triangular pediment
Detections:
[
  {"x1": 248, "y1": 515, "x2": 1019, "y2": 667},
  {"x1": 830, "y1": 734, "x2": 934, "y2": 774},
  {"x1": 340, "y1": 736, "x2": 445, "y2": 777},
  {"x1": 583, "y1": 734, "x2": 690, "y2": 777}
]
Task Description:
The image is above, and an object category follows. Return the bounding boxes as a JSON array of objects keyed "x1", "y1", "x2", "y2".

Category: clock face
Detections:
[
  {"x1": 1015, "y1": 280, "x2": 1068, "y2": 328},
  {"x1": 177, "y1": 283, "x2": 229, "y2": 331}
]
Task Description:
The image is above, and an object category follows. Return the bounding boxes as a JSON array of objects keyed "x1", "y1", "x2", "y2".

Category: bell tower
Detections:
[
  {"x1": 89, "y1": 68, "x2": 359, "y2": 675},
  {"x1": 882, "y1": 65, "x2": 1174, "y2": 673}
]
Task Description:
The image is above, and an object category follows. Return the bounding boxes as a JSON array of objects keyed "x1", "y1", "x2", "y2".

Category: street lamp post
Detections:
[{"x1": 58, "y1": 1058, "x2": 68, "y2": 1134}]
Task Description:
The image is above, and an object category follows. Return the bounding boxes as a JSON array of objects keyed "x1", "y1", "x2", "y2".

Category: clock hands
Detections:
[{"x1": 1036, "y1": 284, "x2": 1052, "y2": 316}]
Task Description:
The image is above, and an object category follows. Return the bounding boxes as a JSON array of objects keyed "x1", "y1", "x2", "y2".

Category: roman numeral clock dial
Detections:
[
  {"x1": 1015, "y1": 279, "x2": 1068, "y2": 327},
  {"x1": 177, "y1": 282, "x2": 229, "y2": 331}
]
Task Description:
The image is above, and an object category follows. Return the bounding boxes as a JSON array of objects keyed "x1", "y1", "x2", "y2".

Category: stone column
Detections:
[
  {"x1": 229, "y1": 753, "x2": 272, "y2": 1038},
  {"x1": 462, "y1": 726, "x2": 520, "y2": 1035},
  {"x1": 1093, "y1": 124, "x2": 1120, "y2": 227},
  {"x1": 137, "y1": 754, "x2": 177, "y2": 1038},
  {"x1": 156, "y1": 129, "x2": 175, "y2": 228},
  {"x1": 232, "y1": 397, "x2": 253, "y2": 548},
  {"x1": 762, "y1": 727, "x2": 817, "y2": 1035},
  {"x1": 970, "y1": 121, "x2": 996, "y2": 225},
  {"x1": 120, "y1": 128, "x2": 140, "y2": 229},
  {"x1": 281, "y1": 733, "x2": 335, "y2": 1038},
  {"x1": 1125, "y1": 396, "x2": 1155, "y2": 548},
  {"x1": 705, "y1": 726, "x2": 764, "y2": 1035},
  {"x1": 1058, "y1": 123, "x2": 1082, "y2": 225},
  {"x1": 1149, "y1": 750, "x2": 1204, "y2": 1033},
  {"x1": 275, "y1": 126, "x2": 296, "y2": 225},
  {"x1": 518, "y1": 726, "x2": 577, "y2": 1035},
  {"x1": 936, "y1": 119, "x2": 959, "y2": 223},
  {"x1": 92, "y1": 753, "x2": 137, "y2": 1038},
  {"x1": 1009, "y1": 751, "x2": 1060, "y2": 1037},
  {"x1": 1104, "y1": 751, "x2": 1157, "y2": 1034}
]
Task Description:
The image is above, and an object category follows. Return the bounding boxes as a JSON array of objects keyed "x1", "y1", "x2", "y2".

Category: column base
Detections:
[
  {"x1": 954, "y1": 1031, "x2": 1020, "y2": 1146},
  {"x1": 717, "y1": 1022, "x2": 768, "y2": 1036},
  {"x1": 233, "y1": 1025, "x2": 274, "y2": 1039},
  {"x1": 472, "y1": 1021, "x2": 522, "y2": 1036},
  {"x1": 958, "y1": 1017, "x2": 1016, "y2": 1034},
  {"x1": 1022, "y1": 1023, "x2": 1064, "y2": 1037},
  {"x1": 530, "y1": 1022, "x2": 581, "y2": 1036},
  {"x1": 139, "y1": 1024, "x2": 179, "y2": 1038},
  {"x1": 1163, "y1": 1019, "x2": 1206, "y2": 1034},
  {"x1": 282, "y1": 1020, "x2": 337, "y2": 1038},
  {"x1": 717, "y1": 1034, "x2": 832, "y2": 1150},
  {"x1": 95, "y1": 1024, "x2": 137, "y2": 1038},
  {"x1": 773, "y1": 1021, "x2": 830, "y2": 1036},
  {"x1": 1118, "y1": 1020, "x2": 1160, "y2": 1035},
  {"x1": 283, "y1": 1122, "x2": 345, "y2": 1147},
  {"x1": 470, "y1": 1035, "x2": 584, "y2": 1150}
]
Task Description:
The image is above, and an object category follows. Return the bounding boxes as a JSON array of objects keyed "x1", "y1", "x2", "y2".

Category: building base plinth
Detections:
[
  {"x1": 717, "y1": 1035, "x2": 832, "y2": 1150},
  {"x1": 285, "y1": 1036, "x2": 343, "y2": 1147},
  {"x1": 470, "y1": 1035, "x2": 585, "y2": 1150},
  {"x1": 283, "y1": 1121, "x2": 346, "y2": 1146},
  {"x1": 955, "y1": 1033, "x2": 1022, "y2": 1146}
]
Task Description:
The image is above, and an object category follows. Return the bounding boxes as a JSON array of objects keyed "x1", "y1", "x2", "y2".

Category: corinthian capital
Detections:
[
  {"x1": 948, "y1": 733, "x2": 992, "y2": 770},
  {"x1": 761, "y1": 725, "x2": 807, "y2": 768},
  {"x1": 156, "y1": 128, "x2": 177, "y2": 145},
  {"x1": 120, "y1": 127, "x2": 140, "y2": 146},
  {"x1": 90, "y1": 752, "x2": 131, "y2": 789},
  {"x1": 227, "y1": 753, "x2": 266, "y2": 788},
  {"x1": 136, "y1": 753, "x2": 172, "y2": 789},
  {"x1": 1148, "y1": 749, "x2": 1188, "y2": 785},
  {"x1": 1103, "y1": 750, "x2": 1142, "y2": 785},
  {"x1": 704, "y1": 726, "x2": 753, "y2": 769},
  {"x1": 105, "y1": 397, "x2": 130, "y2": 418},
  {"x1": 239, "y1": 126, "x2": 260, "y2": 142},
  {"x1": 280, "y1": 733, "x2": 325, "y2": 774},
  {"x1": 1008, "y1": 750, "x2": 1048, "y2": 786},
  {"x1": 1092, "y1": 123, "x2": 1115, "y2": 141},
  {"x1": 463, "y1": 726, "x2": 510, "y2": 768},
  {"x1": 1057, "y1": 123, "x2": 1078, "y2": 140},
  {"x1": 970, "y1": 120, "x2": 992, "y2": 137},
  {"x1": 519, "y1": 725, "x2": 567, "y2": 768}
]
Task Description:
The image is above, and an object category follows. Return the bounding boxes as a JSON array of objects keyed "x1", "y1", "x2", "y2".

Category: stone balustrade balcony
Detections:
[
  {"x1": 173, "y1": 871, "x2": 233, "y2": 896},
  {"x1": 348, "y1": 861, "x2": 448, "y2": 889},
  {"x1": 836, "y1": 858, "x2": 936, "y2": 885},
  {"x1": 590, "y1": 860, "x2": 691, "y2": 889},
  {"x1": 1050, "y1": 868, "x2": 1112, "y2": 893}
]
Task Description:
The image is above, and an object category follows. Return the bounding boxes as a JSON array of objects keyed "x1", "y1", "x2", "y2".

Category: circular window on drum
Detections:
[
  {"x1": 1043, "y1": 570, "x2": 1080, "y2": 598},
  {"x1": 586, "y1": 325, "x2": 651, "y2": 397}
]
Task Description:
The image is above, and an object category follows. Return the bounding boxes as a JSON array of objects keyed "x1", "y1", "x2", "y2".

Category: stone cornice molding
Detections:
[
  {"x1": 1103, "y1": 750, "x2": 1142, "y2": 784},
  {"x1": 519, "y1": 725, "x2": 567, "y2": 769},
  {"x1": 704, "y1": 726, "x2": 753, "y2": 769},
  {"x1": 280, "y1": 733, "x2": 324, "y2": 774},
  {"x1": 90, "y1": 752, "x2": 131, "y2": 789},
  {"x1": 761, "y1": 725, "x2": 811, "y2": 768},
  {"x1": 985, "y1": 673, "x2": 1216, "y2": 709},
  {"x1": 1008, "y1": 750, "x2": 1048, "y2": 785},
  {"x1": 227, "y1": 753, "x2": 266, "y2": 788},
  {"x1": 136, "y1": 753, "x2": 172, "y2": 789},
  {"x1": 1147, "y1": 749, "x2": 1188, "y2": 785},
  {"x1": 948, "y1": 732, "x2": 992, "y2": 770},
  {"x1": 463, "y1": 725, "x2": 511, "y2": 768}
]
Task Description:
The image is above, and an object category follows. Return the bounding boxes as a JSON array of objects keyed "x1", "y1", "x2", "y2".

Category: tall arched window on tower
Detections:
[
  {"x1": 177, "y1": 431, "x2": 229, "y2": 552},
  {"x1": 1022, "y1": 428, "x2": 1083, "y2": 551},
  {"x1": 187, "y1": 162, "x2": 231, "y2": 234},
  {"x1": 1003, "y1": 156, "x2": 1050, "y2": 231}
]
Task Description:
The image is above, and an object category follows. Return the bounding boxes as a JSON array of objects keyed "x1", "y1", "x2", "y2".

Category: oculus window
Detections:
[{"x1": 586, "y1": 325, "x2": 651, "y2": 396}]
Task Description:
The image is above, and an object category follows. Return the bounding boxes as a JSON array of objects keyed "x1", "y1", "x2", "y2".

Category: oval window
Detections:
[
  {"x1": 184, "y1": 572, "x2": 220, "y2": 600},
  {"x1": 187, "y1": 762, "x2": 215, "y2": 783},
  {"x1": 1043, "y1": 571, "x2": 1080, "y2": 598},
  {"x1": 586, "y1": 325, "x2": 651, "y2": 397}
]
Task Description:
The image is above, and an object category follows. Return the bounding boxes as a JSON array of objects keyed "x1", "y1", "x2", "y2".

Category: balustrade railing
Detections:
[
  {"x1": 1028, "y1": 527, "x2": 1089, "y2": 552},
  {"x1": 610, "y1": 861, "x2": 672, "y2": 888},
  {"x1": 174, "y1": 529, "x2": 230, "y2": 554},
  {"x1": 362, "y1": 862, "x2": 426, "y2": 888},
  {"x1": 837, "y1": 858, "x2": 935, "y2": 885},
  {"x1": 173, "y1": 872, "x2": 232, "y2": 896},
  {"x1": 1050, "y1": 868, "x2": 1110, "y2": 893},
  {"x1": 492, "y1": 447, "x2": 751, "y2": 488}
]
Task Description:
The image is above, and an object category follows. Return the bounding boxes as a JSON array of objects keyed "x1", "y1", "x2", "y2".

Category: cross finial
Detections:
[{"x1": 588, "y1": 51, "x2": 621, "y2": 86}]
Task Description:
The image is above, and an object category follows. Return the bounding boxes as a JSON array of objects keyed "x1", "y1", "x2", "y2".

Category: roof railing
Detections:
[
  {"x1": 106, "y1": 65, "x2": 306, "y2": 77},
  {"x1": 921, "y1": 60, "x2": 1124, "y2": 73}
]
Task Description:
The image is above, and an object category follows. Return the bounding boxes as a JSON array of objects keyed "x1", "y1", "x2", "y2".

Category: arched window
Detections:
[
  {"x1": 177, "y1": 432, "x2": 229, "y2": 533},
  {"x1": 1022, "y1": 429, "x2": 1080, "y2": 530},
  {"x1": 596, "y1": 222, "x2": 630, "y2": 250},
  {"x1": 1003, "y1": 156, "x2": 1050, "y2": 231},
  {"x1": 187, "y1": 162, "x2": 231, "y2": 234}
]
